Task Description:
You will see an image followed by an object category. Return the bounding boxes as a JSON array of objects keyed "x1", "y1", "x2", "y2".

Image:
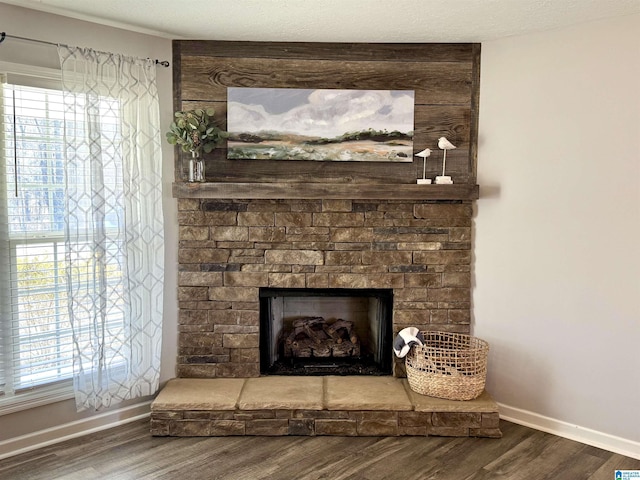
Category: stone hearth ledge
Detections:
[{"x1": 150, "y1": 377, "x2": 501, "y2": 438}]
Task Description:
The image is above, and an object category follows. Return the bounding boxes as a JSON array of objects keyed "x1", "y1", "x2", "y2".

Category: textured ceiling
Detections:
[{"x1": 1, "y1": 0, "x2": 639, "y2": 42}]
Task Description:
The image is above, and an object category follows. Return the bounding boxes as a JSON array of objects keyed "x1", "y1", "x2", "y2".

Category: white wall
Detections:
[
  {"x1": 0, "y1": 3, "x2": 178, "y2": 443},
  {"x1": 475, "y1": 13, "x2": 640, "y2": 448}
]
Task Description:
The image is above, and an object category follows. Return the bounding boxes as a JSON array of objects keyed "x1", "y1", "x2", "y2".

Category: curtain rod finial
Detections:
[
  {"x1": 0, "y1": 32, "x2": 6, "y2": 44},
  {"x1": 155, "y1": 59, "x2": 170, "y2": 68}
]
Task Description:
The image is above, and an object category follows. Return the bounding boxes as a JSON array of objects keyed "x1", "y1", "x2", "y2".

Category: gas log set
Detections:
[{"x1": 284, "y1": 317, "x2": 361, "y2": 359}]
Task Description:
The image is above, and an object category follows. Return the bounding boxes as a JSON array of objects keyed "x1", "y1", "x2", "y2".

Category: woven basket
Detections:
[{"x1": 405, "y1": 331, "x2": 489, "y2": 401}]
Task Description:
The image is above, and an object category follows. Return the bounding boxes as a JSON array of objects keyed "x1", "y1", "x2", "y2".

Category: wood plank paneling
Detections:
[
  {"x1": 177, "y1": 41, "x2": 476, "y2": 62},
  {"x1": 181, "y1": 57, "x2": 473, "y2": 104},
  {"x1": 172, "y1": 41, "x2": 480, "y2": 185}
]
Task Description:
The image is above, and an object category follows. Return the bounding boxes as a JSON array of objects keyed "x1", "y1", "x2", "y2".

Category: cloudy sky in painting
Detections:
[{"x1": 227, "y1": 87, "x2": 414, "y2": 138}]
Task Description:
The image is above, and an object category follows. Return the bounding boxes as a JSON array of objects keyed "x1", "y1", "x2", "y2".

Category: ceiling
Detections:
[{"x1": 1, "y1": 0, "x2": 639, "y2": 42}]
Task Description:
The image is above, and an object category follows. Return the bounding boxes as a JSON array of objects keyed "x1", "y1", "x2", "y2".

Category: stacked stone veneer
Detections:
[
  {"x1": 177, "y1": 198, "x2": 473, "y2": 378},
  {"x1": 153, "y1": 409, "x2": 500, "y2": 437}
]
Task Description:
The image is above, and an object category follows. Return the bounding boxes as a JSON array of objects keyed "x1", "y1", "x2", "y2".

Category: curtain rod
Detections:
[{"x1": 0, "y1": 31, "x2": 170, "y2": 67}]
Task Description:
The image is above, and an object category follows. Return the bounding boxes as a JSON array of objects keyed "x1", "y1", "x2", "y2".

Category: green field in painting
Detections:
[{"x1": 227, "y1": 130, "x2": 413, "y2": 162}]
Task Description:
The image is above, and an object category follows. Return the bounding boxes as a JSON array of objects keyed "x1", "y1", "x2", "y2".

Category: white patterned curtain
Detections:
[{"x1": 58, "y1": 46, "x2": 164, "y2": 411}]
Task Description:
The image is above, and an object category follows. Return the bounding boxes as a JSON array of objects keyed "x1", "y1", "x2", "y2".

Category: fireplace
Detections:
[
  {"x1": 260, "y1": 288, "x2": 393, "y2": 375},
  {"x1": 159, "y1": 193, "x2": 501, "y2": 439}
]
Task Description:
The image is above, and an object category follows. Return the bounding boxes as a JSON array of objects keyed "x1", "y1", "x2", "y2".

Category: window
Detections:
[{"x1": 0, "y1": 65, "x2": 127, "y2": 412}]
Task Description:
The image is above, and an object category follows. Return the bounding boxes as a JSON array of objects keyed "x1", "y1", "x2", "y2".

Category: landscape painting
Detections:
[{"x1": 227, "y1": 87, "x2": 414, "y2": 162}]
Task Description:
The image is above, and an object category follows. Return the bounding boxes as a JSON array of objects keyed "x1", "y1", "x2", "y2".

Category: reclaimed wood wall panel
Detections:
[
  {"x1": 181, "y1": 57, "x2": 473, "y2": 105},
  {"x1": 173, "y1": 41, "x2": 480, "y2": 184},
  {"x1": 177, "y1": 41, "x2": 476, "y2": 62}
]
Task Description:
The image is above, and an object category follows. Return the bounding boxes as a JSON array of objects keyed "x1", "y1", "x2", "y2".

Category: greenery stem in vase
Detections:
[{"x1": 166, "y1": 108, "x2": 227, "y2": 182}]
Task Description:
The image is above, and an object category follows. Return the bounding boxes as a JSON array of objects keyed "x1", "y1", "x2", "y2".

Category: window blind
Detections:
[{"x1": 0, "y1": 79, "x2": 74, "y2": 398}]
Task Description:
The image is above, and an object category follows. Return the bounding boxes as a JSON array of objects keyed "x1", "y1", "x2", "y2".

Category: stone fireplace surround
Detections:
[
  {"x1": 150, "y1": 191, "x2": 501, "y2": 438},
  {"x1": 176, "y1": 197, "x2": 474, "y2": 378}
]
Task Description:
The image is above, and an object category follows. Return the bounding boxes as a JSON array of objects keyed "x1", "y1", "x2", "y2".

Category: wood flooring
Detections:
[{"x1": 0, "y1": 419, "x2": 638, "y2": 480}]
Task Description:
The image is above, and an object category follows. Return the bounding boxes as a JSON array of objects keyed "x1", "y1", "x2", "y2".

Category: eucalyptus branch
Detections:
[{"x1": 166, "y1": 108, "x2": 227, "y2": 155}]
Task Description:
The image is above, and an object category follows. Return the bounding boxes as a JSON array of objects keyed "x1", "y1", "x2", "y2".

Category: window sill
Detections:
[{"x1": 0, "y1": 381, "x2": 74, "y2": 416}]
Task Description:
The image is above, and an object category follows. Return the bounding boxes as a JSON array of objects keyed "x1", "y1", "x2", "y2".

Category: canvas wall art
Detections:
[{"x1": 227, "y1": 87, "x2": 414, "y2": 162}]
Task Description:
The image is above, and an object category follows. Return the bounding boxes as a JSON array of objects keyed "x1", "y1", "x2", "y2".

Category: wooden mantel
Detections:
[{"x1": 172, "y1": 182, "x2": 479, "y2": 200}]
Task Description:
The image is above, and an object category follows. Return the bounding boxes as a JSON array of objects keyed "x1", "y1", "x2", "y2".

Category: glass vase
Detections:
[{"x1": 188, "y1": 151, "x2": 205, "y2": 182}]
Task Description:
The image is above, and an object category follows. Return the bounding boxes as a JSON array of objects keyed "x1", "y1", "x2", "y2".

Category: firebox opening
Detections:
[{"x1": 259, "y1": 288, "x2": 393, "y2": 376}]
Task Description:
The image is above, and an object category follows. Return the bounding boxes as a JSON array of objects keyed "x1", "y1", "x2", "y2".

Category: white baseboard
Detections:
[
  {"x1": 0, "y1": 401, "x2": 151, "y2": 460},
  {"x1": 498, "y1": 402, "x2": 640, "y2": 460}
]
